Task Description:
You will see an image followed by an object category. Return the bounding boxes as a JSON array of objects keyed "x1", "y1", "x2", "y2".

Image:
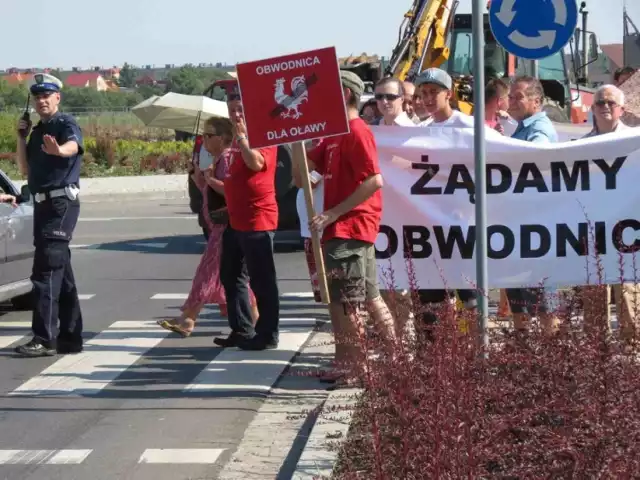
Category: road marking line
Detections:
[
  {"x1": 151, "y1": 293, "x2": 188, "y2": 300},
  {"x1": 152, "y1": 292, "x2": 317, "y2": 301},
  {"x1": 0, "y1": 450, "x2": 92, "y2": 465},
  {"x1": 183, "y1": 328, "x2": 313, "y2": 393},
  {"x1": 127, "y1": 242, "x2": 169, "y2": 249},
  {"x1": 281, "y1": 292, "x2": 315, "y2": 299},
  {"x1": 78, "y1": 294, "x2": 95, "y2": 300},
  {"x1": 48, "y1": 449, "x2": 93, "y2": 464},
  {"x1": 70, "y1": 244, "x2": 101, "y2": 250},
  {"x1": 8, "y1": 320, "x2": 170, "y2": 397},
  {"x1": 0, "y1": 321, "x2": 31, "y2": 328},
  {"x1": 78, "y1": 216, "x2": 196, "y2": 222},
  {"x1": 138, "y1": 448, "x2": 225, "y2": 464},
  {"x1": 198, "y1": 316, "x2": 322, "y2": 326},
  {"x1": 0, "y1": 334, "x2": 27, "y2": 350},
  {"x1": 0, "y1": 321, "x2": 31, "y2": 350}
]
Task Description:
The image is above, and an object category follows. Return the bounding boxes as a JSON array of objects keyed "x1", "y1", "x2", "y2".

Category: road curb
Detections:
[
  {"x1": 291, "y1": 388, "x2": 361, "y2": 479},
  {"x1": 12, "y1": 174, "x2": 188, "y2": 201},
  {"x1": 77, "y1": 191, "x2": 188, "y2": 203}
]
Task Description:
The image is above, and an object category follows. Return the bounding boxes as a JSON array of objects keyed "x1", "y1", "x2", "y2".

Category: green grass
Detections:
[{"x1": 1, "y1": 159, "x2": 21, "y2": 181}]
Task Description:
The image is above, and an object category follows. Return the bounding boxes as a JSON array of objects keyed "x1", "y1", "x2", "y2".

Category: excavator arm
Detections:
[{"x1": 385, "y1": 0, "x2": 459, "y2": 81}]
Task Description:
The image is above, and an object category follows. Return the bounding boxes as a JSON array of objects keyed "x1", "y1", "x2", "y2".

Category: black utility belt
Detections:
[{"x1": 33, "y1": 185, "x2": 80, "y2": 203}]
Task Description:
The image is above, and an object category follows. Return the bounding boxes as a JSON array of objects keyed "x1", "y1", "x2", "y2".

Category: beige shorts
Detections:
[{"x1": 323, "y1": 238, "x2": 380, "y2": 304}]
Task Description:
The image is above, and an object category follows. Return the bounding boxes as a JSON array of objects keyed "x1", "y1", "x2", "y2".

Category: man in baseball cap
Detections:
[
  {"x1": 339, "y1": 70, "x2": 365, "y2": 99},
  {"x1": 415, "y1": 67, "x2": 453, "y2": 91},
  {"x1": 414, "y1": 67, "x2": 474, "y2": 127},
  {"x1": 413, "y1": 67, "x2": 483, "y2": 336},
  {"x1": 291, "y1": 69, "x2": 397, "y2": 388}
]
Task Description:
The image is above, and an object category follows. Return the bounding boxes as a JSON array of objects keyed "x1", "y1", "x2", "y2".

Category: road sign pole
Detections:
[
  {"x1": 531, "y1": 60, "x2": 539, "y2": 78},
  {"x1": 472, "y1": 0, "x2": 489, "y2": 350}
]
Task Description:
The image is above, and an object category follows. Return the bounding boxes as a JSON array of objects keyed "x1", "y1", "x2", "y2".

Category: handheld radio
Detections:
[{"x1": 18, "y1": 94, "x2": 31, "y2": 139}]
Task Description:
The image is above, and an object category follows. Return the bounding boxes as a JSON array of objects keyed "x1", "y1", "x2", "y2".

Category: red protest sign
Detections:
[{"x1": 235, "y1": 46, "x2": 350, "y2": 149}]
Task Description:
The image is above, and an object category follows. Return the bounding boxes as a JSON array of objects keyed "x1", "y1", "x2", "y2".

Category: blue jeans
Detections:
[{"x1": 220, "y1": 227, "x2": 280, "y2": 342}]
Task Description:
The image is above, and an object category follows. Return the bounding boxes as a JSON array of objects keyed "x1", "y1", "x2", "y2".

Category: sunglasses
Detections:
[
  {"x1": 375, "y1": 93, "x2": 402, "y2": 102},
  {"x1": 594, "y1": 100, "x2": 618, "y2": 108},
  {"x1": 203, "y1": 132, "x2": 221, "y2": 138}
]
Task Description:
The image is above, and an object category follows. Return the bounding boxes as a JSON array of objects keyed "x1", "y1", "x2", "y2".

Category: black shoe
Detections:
[
  {"x1": 213, "y1": 334, "x2": 242, "y2": 348},
  {"x1": 14, "y1": 339, "x2": 56, "y2": 357},
  {"x1": 237, "y1": 336, "x2": 278, "y2": 351},
  {"x1": 57, "y1": 342, "x2": 83, "y2": 354}
]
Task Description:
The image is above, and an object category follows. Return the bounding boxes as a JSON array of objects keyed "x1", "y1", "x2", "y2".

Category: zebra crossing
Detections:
[
  {"x1": 0, "y1": 449, "x2": 226, "y2": 466},
  {"x1": 0, "y1": 292, "x2": 327, "y2": 476},
  {"x1": 0, "y1": 292, "x2": 324, "y2": 398}
]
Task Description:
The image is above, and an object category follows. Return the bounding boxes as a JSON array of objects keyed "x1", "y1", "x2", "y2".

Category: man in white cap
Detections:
[
  {"x1": 14, "y1": 72, "x2": 85, "y2": 357},
  {"x1": 412, "y1": 67, "x2": 482, "y2": 334}
]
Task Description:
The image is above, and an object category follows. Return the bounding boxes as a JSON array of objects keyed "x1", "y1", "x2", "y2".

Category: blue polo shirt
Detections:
[
  {"x1": 26, "y1": 111, "x2": 84, "y2": 192},
  {"x1": 511, "y1": 111, "x2": 558, "y2": 144}
]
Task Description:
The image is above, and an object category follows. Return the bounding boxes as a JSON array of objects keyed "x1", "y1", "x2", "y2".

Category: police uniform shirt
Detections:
[{"x1": 26, "y1": 112, "x2": 84, "y2": 192}]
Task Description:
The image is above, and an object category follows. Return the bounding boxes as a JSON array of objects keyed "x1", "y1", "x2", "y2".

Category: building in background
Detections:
[{"x1": 65, "y1": 72, "x2": 111, "y2": 91}]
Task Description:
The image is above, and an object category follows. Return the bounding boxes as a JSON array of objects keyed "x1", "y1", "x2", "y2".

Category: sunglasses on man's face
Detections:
[
  {"x1": 594, "y1": 100, "x2": 619, "y2": 108},
  {"x1": 203, "y1": 132, "x2": 220, "y2": 139},
  {"x1": 375, "y1": 93, "x2": 402, "y2": 102}
]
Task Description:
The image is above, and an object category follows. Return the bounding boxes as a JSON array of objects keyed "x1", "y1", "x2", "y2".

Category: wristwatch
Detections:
[{"x1": 236, "y1": 135, "x2": 247, "y2": 142}]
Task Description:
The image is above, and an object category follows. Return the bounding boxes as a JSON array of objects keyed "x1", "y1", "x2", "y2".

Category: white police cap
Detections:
[{"x1": 29, "y1": 73, "x2": 63, "y2": 94}]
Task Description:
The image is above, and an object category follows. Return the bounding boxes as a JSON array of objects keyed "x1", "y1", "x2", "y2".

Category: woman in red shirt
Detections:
[{"x1": 157, "y1": 117, "x2": 257, "y2": 337}]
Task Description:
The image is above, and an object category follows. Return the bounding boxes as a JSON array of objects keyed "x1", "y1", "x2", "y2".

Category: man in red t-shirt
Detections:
[
  {"x1": 214, "y1": 86, "x2": 280, "y2": 351},
  {"x1": 293, "y1": 71, "x2": 396, "y2": 387}
]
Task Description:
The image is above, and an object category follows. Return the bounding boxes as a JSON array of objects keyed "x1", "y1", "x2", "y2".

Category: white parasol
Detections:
[{"x1": 131, "y1": 92, "x2": 228, "y2": 134}]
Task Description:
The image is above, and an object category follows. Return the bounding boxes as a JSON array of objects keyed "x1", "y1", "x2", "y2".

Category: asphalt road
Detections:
[{"x1": 0, "y1": 198, "x2": 332, "y2": 480}]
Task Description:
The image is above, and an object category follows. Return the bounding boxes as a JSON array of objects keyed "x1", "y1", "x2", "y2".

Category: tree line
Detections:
[{"x1": 0, "y1": 64, "x2": 232, "y2": 112}]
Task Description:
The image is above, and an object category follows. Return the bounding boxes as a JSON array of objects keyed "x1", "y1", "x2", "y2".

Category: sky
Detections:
[{"x1": 1, "y1": 0, "x2": 638, "y2": 70}]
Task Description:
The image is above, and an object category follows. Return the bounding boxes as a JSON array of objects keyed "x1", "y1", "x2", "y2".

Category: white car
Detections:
[{"x1": 0, "y1": 170, "x2": 34, "y2": 309}]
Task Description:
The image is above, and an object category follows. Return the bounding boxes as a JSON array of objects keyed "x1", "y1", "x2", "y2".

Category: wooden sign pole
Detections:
[{"x1": 291, "y1": 142, "x2": 330, "y2": 305}]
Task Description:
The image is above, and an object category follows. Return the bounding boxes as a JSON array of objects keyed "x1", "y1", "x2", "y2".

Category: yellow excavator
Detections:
[
  {"x1": 385, "y1": 0, "x2": 457, "y2": 81},
  {"x1": 342, "y1": 0, "x2": 599, "y2": 125}
]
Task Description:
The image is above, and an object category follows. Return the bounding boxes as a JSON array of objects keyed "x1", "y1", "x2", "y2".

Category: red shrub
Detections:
[
  {"x1": 140, "y1": 154, "x2": 160, "y2": 172},
  {"x1": 159, "y1": 153, "x2": 188, "y2": 174},
  {"x1": 330, "y1": 250, "x2": 640, "y2": 478}
]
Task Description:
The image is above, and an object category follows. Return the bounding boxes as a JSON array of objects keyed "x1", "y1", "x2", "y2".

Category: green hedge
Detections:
[{"x1": 0, "y1": 113, "x2": 193, "y2": 180}]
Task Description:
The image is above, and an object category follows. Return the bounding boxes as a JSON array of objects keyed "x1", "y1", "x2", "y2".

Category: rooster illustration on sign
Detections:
[{"x1": 274, "y1": 75, "x2": 309, "y2": 120}]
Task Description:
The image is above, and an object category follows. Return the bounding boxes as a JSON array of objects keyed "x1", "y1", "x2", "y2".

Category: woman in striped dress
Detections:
[{"x1": 157, "y1": 117, "x2": 257, "y2": 337}]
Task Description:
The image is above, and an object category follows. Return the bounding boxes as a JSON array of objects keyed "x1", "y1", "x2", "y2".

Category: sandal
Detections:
[{"x1": 156, "y1": 319, "x2": 192, "y2": 338}]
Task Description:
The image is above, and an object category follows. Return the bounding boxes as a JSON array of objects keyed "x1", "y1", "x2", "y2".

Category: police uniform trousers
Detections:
[{"x1": 31, "y1": 195, "x2": 83, "y2": 348}]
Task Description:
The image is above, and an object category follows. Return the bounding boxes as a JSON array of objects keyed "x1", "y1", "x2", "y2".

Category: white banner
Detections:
[{"x1": 371, "y1": 125, "x2": 640, "y2": 290}]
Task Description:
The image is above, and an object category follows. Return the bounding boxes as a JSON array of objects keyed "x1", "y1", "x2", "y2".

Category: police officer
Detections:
[{"x1": 14, "y1": 73, "x2": 84, "y2": 357}]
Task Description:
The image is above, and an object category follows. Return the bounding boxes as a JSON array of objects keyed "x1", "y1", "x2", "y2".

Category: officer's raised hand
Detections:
[{"x1": 41, "y1": 134, "x2": 62, "y2": 156}]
